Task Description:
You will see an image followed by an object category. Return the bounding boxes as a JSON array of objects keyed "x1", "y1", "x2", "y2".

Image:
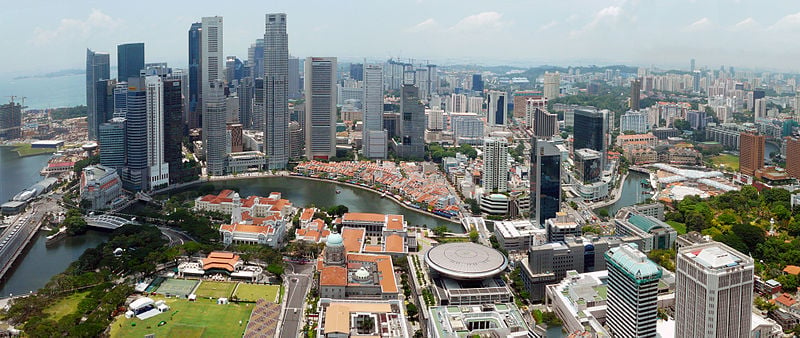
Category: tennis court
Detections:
[{"x1": 155, "y1": 278, "x2": 199, "y2": 298}]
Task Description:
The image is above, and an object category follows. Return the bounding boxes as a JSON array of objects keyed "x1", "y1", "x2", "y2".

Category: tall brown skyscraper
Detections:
[
  {"x1": 786, "y1": 137, "x2": 800, "y2": 179},
  {"x1": 739, "y1": 132, "x2": 765, "y2": 176},
  {"x1": 630, "y1": 78, "x2": 641, "y2": 111}
]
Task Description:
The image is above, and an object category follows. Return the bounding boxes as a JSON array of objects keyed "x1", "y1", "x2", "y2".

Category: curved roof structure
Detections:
[
  {"x1": 424, "y1": 243, "x2": 508, "y2": 280},
  {"x1": 327, "y1": 233, "x2": 344, "y2": 246}
]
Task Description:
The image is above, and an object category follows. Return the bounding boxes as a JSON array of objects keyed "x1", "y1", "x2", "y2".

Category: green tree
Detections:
[
  {"x1": 432, "y1": 225, "x2": 449, "y2": 237},
  {"x1": 469, "y1": 229, "x2": 479, "y2": 243}
]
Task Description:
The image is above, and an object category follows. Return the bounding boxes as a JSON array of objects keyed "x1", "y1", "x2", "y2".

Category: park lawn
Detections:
[
  {"x1": 710, "y1": 154, "x2": 739, "y2": 172},
  {"x1": 13, "y1": 143, "x2": 56, "y2": 157},
  {"x1": 666, "y1": 221, "x2": 687, "y2": 235},
  {"x1": 233, "y1": 284, "x2": 281, "y2": 303},
  {"x1": 194, "y1": 281, "x2": 236, "y2": 299},
  {"x1": 44, "y1": 292, "x2": 89, "y2": 321},
  {"x1": 109, "y1": 297, "x2": 253, "y2": 338}
]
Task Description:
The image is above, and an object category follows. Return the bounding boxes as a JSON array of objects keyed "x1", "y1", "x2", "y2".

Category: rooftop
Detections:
[
  {"x1": 425, "y1": 243, "x2": 508, "y2": 280},
  {"x1": 680, "y1": 242, "x2": 752, "y2": 271},
  {"x1": 605, "y1": 244, "x2": 661, "y2": 281}
]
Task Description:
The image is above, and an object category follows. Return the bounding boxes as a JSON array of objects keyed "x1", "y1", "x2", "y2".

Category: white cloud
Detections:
[
  {"x1": 538, "y1": 20, "x2": 558, "y2": 32},
  {"x1": 683, "y1": 17, "x2": 712, "y2": 32},
  {"x1": 769, "y1": 12, "x2": 800, "y2": 31},
  {"x1": 31, "y1": 9, "x2": 120, "y2": 46},
  {"x1": 407, "y1": 18, "x2": 439, "y2": 33},
  {"x1": 570, "y1": 6, "x2": 623, "y2": 38},
  {"x1": 732, "y1": 17, "x2": 759, "y2": 31},
  {"x1": 448, "y1": 11, "x2": 506, "y2": 33}
]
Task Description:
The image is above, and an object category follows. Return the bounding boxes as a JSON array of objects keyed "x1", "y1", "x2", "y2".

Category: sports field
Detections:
[
  {"x1": 710, "y1": 154, "x2": 739, "y2": 171},
  {"x1": 194, "y1": 281, "x2": 236, "y2": 299},
  {"x1": 110, "y1": 297, "x2": 253, "y2": 338},
  {"x1": 233, "y1": 284, "x2": 281, "y2": 303},
  {"x1": 155, "y1": 278, "x2": 198, "y2": 298}
]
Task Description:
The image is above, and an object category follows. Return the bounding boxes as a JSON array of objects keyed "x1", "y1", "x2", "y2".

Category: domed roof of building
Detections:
[
  {"x1": 354, "y1": 267, "x2": 370, "y2": 280},
  {"x1": 327, "y1": 233, "x2": 344, "y2": 246}
]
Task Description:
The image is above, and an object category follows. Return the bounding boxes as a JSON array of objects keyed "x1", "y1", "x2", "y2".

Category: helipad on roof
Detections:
[{"x1": 424, "y1": 242, "x2": 508, "y2": 280}]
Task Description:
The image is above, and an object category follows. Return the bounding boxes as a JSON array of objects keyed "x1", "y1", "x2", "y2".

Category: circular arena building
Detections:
[{"x1": 424, "y1": 242, "x2": 508, "y2": 280}]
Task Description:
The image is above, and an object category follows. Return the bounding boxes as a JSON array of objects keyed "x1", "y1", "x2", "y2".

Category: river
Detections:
[
  {"x1": 603, "y1": 170, "x2": 654, "y2": 215},
  {"x1": 204, "y1": 177, "x2": 465, "y2": 233},
  {"x1": 0, "y1": 146, "x2": 110, "y2": 296}
]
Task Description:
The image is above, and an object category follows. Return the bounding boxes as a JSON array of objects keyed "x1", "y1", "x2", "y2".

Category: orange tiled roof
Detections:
[
  {"x1": 386, "y1": 215, "x2": 404, "y2": 231},
  {"x1": 773, "y1": 293, "x2": 797, "y2": 307},
  {"x1": 342, "y1": 212, "x2": 386, "y2": 223},
  {"x1": 300, "y1": 208, "x2": 316, "y2": 222},
  {"x1": 320, "y1": 266, "x2": 348, "y2": 286},
  {"x1": 384, "y1": 234, "x2": 405, "y2": 253},
  {"x1": 784, "y1": 265, "x2": 800, "y2": 275},
  {"x1": 220, "y1": 223, "x2": 272, "y2": 235},
  {"x1": 363, "y1": 245, "x2": 383, "y2": 252},
  {"x1": 341, "y1": 227, "x2": 365, "y2": 253},
  {"x1": 201, "y1": 252, "x2": 240, "y2": 272},
  {"x1": 346, "y1": 253, "x2": 397, "y2": 293}
]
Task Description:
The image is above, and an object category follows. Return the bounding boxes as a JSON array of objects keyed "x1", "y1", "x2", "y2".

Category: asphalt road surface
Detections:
[{"x1": 280, "y1": 263, "x2": 313, "y2": 338}]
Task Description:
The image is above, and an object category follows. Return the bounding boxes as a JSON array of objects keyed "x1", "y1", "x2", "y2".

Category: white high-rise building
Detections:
[
  {"x1": 145, "y1": 76, "x2": 169, "y2": 188},
  {"x1": 426, "y1": 109, "x2": 444, "y2": 131},
  {"x1": 467, "y1": 96, "x2": 483, "y2": 114},
  {"x1": 675, "y1": 242, "x2": 754, "y2": 338},
  {"x1": 450, "y1": 93, "x2": 467, "y2": 113},
  {"x1": 305, "y1": 57, "x2": 337, "y2": 160},
  {"x1": 605, "y1": 243, "x2": 661, "y2": 338},
  {"x1": 483, "y1": 137, "x2": 509, "y2": 192},
  {"x1": 754, "y1": 98, "x2": 767, "y2": 120},
  {"x1": 543, "y1": 72, "x2": 560, "y2": 100},
  {"x1": 363, "y1": 64, "x2": 386, "y2": 159},
  {"x1": 620, "y1": 110, "x2": 650, "y2": 134},
  {"x1": 200, "y1": 16, "x2": 227, "y2": 176},
  {"x1": 263, "y1": 13, "x2": 289, "y2": 169},
  {"x1": 486, "y1": 91, "x2": 507, "y2": 126}
]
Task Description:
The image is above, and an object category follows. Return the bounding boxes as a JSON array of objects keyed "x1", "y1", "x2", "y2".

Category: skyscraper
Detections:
[
  {"x1": 237, "y1": 76, "x2": 254, "y2": 129},
  {"x1": 530, "y1": 137, "x2": 561, "y2": 225},
  {"x1": 123, "y1": 77, "x2": 147, "y2": 191},
  {"x1": 117, "y1": 43, "x2": 145, "y2": 82},
  {"x1": 263, "y1": 13, "x2": 290, "y2": 169},
  {"x1": 630, "y1": 78, "x2": 641, "y2": 110},
  {"x1": 145, "y1": 76, "x2": 169, "y2": 189},
  {"x1": 471, "y1": 74, "x2": 483, "y2": 92},
  {"x1": 247, "y1": 38, "x2": 265, "y2": 79},
  {"x1": 200, "y1": 16, "x2": 226, "y2": 176},
  {"x1": 363, "y1": 64, "x2": 386, "y2": 159},
  {"x1": 786, "y1": 138, "x2": 800, "y2": 179},
  {"x1": 675, "y1": 242, "x2": 754, "y2": 338},
  {"x1": 188, "y1": 22, "x2": 202, "y2": 129},
  {"x1": 532, "y1": 108, "x2": 558, "y2": 138},
  {"x1": 573, "y1": 109, "x2": 608, "y2": 165},
  {"x1": 398, "y1": 84, "x2": 425, "y2": 159},
  {"x1": 350, "y1": 63, "x2": 364, "y2": 81},
  {"x1": 288, "y1": 56, "x2": 301, "y2": 99},
  {"x1": 0, "y1": 101, "x2": 22, "y2": 140},
  {"x1": 486, "y1": 91, "x2": 507, "y2": 126},
  {"x1": 304, "y1": 57, "x2": 337, "y2": 160},
  {"x1": 86, "y1": 49, "x2": 110, "y2": 140},
  {"x1": 99, "y1": 117, "x2": 126, "y2": 171},
  {"x1": 163, "y1": 79, "x2": 184, "y2": 184},
  {"x1": 483, "y1": 137, "x2": 509, "y2": 192},
  {"x1": 113, "y1": 82, "x2": 128, "y2": 118},
  {"x1": 739, "y1": 132, "x2": 765, "y2": 176},
  {"x1": 543, "y1": 72, "x2": 560, "y2": 100},
  {"x1": 605, "y1": 244, "x2": 661, "y2": 338}
]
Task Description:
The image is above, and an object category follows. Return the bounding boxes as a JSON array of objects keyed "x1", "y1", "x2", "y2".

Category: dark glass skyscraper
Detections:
[
  {"x1": 86, "y1": 48, "x2": 110, "y2": 140},
  {"x1": 398, "y1": 84, "x2": 425, "y2": 159},
  {"x1": 350, "y1": 63, "x2": 363, "y2": 81},
  {"x1": 531, "y1": 137, "x2": 561, "y2": 225},
  {"x1": 164, "y1": 79, "x2": 184, "y2": 184},
  {"x1": 188, "y1": 23, "x2": 202, "y2": 129},
  {"x1": 0, "y1": 101, "x2": 22, "y2": 140},
  {"x1": 472, "y1": 74, "x2": 484, "y2": 92},
  {"x1": 573, "y1": 109, "x2": 607, "y2": 154},
  {"x1": 117, "y1": 43, "x2": 145, "y2": 82},
  {"x1": 99, "y1": 117, "x2": 126, "y2": 171},
  {"x1": 123, "y1": 77, "x2": 147, "y2": 191}
]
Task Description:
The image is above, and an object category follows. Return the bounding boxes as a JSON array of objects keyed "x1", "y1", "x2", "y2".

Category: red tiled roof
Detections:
[{"x1": 320, "y1": 266, "x2": 347, "y2": 286}]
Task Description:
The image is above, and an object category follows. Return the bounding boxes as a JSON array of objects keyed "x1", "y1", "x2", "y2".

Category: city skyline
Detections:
[{"x1": 6, "y1": 1, "x2": 800, "y2": 74}]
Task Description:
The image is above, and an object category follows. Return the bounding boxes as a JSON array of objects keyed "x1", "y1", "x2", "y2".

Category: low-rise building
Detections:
[
  {"x1": 545, "y1": 212, "x2": 581, "y2": 242},
  {"x1": 318, "y1": 233, "x2": 399, "y2": 300},
  {"x1": 493, "y1": 219, "x2": 546, "y2": 252},
  {"x1": 428, "y1": 303, "x2": 532, "y2": 338},
  {"x1": 316, "y1": 299, "x2": 409, "y2": 338},
  {"x1": 79, "y1": 165, "x2": 123, "y2": 210},
  {"x1": 614, "y1": 209, "x2": 677, "y2": 252}
]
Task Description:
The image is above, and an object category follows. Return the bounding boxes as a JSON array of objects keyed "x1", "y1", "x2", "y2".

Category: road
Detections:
[
  {"x1": 279, "y1": 263, "x2": 314, "y2": 338},
  {"x1": 156, "y1": 226, "x2": 196, "y2": 246},
  {"x1": 0, "y1": 195, "x2": 64, "y2": 281}
]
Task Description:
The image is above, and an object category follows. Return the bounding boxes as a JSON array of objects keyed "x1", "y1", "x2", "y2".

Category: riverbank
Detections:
[{"x1": 0, "y1": 143, "x2": 56, "y2": 157}]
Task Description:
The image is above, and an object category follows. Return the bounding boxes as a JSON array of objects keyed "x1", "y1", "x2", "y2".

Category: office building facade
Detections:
[
  {"x1": 531, "y1": 138, "x2": 561, "y2": 225},
  {"x1": 263, "y1": 13, "x2": 290, "y2": 169},
  {"x1": 543, "y1": 72, "x2": 560, "y2": 100},
  {"x1": 483, "y1": 137, "x2": 509, "y2": 193},
  {"x1": 605, "y1": 244, "x2": 661, "y2": 338},
  {"x1": 145, "y1": 76, "x2": 169, "y2": 189},
  {"x1": 532, "y1": 107, "x2": 558, "y2": 138},
  {"x1": 86, "y1": 49, "x2": 110, "y2": 140},
  {"x1": 397, "y1": 84, "x2": 425, "y2": 159},
  {"x1": 630, "y1": 78, "x2": 641, "y2": 111},
  {"x1": 620, "y1": 110, "x2": 649, "y2": 134},
  {"x1": 188, "y1": 22, "x2": 202, "y2": 129},
  {"x1": 123, "y1": 77, "x2": 147, "y2": 191},
  {"x1": 98, "y1": 117, "x2": 126, "y2": 171},
  {"x1": 0, "y1": 101, "x2": 22, "y2": 140},
  {"x1": 163, "y1": 79, "x2": 184, "y2": 184},
  {"x1": 675, "y1": 242, "x2": 754, "y2": 338},
  {"x1": 739, "y1": 132, "x2": 765, "y2": 176},
  {"x1": 486, "y1": 91, "x2": 507, "y2": 126},
  {"x1": 201, "y1": 17, "x2": 227, "y2": 176},
  {"x1": 363, "y1": 64, "x2": 386, "y2": 159},
  {"x1": 117, "y1": 43, "x2": 145, "y2": 82},
  {"x1": 305, "y1": 57, "x2": 337, "y2": 160}
]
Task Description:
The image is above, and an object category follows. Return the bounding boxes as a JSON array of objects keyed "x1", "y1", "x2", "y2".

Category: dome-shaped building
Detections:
[{"x1": 325, "y1": 233, "x2": 345, "y2": 265}]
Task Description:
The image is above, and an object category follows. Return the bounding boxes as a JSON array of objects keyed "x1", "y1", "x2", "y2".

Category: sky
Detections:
[{"x1": 4, "y1": 0, "x2": 800, "y2": 75}]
